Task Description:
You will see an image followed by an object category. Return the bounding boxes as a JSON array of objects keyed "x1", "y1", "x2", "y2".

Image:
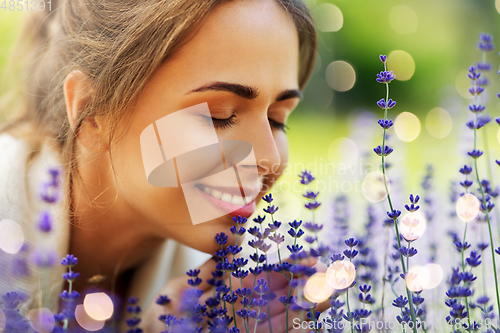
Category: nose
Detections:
[{"x1": 238, "y1": 115, "x2": 282, "y2": 176}]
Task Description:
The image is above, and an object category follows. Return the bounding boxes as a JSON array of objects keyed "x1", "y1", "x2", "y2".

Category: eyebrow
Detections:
[{"x1": 189, "y1": 81, "x2": 302, "y2": 102}]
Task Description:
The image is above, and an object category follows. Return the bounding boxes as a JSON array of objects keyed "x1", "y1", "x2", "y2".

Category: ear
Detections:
[
  {"x1": 63, "y1": 70, "x2": 106, "y2": 151},
  {"x1": 64, "y1": 70, "x2": 90, "y2": 129}
]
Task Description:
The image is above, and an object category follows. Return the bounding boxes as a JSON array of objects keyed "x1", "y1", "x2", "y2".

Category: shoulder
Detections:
[{"x1": 0, "y1": 132, "x2": 70, "y2": 312}]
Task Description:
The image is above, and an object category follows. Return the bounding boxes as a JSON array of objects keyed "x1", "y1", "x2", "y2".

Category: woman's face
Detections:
[{"x1": 111, "y1": 0, "x2": 301, "y2": 253}]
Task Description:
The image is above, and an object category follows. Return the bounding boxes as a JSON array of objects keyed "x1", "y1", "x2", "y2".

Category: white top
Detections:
[{"x1": 0, "y1": 132, "x2": 210, "y2": 320}]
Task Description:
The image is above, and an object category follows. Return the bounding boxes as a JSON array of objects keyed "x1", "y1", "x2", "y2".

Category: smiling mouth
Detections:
[{"x1": 197, "y1": 184, "x2": 253, "y2": 206}]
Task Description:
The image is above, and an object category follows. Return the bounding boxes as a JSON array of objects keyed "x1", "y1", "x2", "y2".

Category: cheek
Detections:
[{"x1": 110, "y1": 128, "x2": 192, "y2": 228}]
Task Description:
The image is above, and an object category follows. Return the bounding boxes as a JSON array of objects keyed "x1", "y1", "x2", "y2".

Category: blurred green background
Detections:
[{"x1": 1, "y1": 1, "x2": 500, "y2": 209}]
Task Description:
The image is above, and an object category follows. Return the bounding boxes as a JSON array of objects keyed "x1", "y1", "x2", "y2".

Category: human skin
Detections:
[{"x1": 64, "y1": 0, "x2": 313, "y2": 330}]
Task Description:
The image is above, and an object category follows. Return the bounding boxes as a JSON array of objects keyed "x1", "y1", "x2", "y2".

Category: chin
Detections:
[{"x1": 184, "y1": 215, "x2": 240, "y2": 254}]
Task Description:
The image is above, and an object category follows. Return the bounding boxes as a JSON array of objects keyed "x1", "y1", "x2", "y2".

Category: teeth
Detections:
[
  {"x1": 231, "y1": 195, "x2": 245, "y2": 206},
  {"x1": 200, "y1": 185, "x2": 247, "y2": 206},
  {"x1": 211, "y1": 189, "x2": 222, "y2": 199},
  {"x1": 221, "y1": 193, "x2": 232, "y2": 203}
]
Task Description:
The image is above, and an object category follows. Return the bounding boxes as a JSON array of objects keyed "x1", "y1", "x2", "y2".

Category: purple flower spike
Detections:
[
  {"x1": 409, "y1": 194, "x2": 420, "y2": 204},
  {"x1": 37, "y1": 211, "x2": 52, "y2": 233},
  {"x1": 39, "y1": 183, "x2": 59, "y2": 204},
  {"x1": 156, "y1": 295, "x2": 171, "y2": 306},
  {"x1": 305, "y1": 201, "x2": 321, "y2": 210},
  {"x1": 469, "y1": 104, "x2": 485, "y2": 113},
  {"x1": 32, "y1": 249, "x2": 57, "y2": 268},
  {"x1": 376, "y1": 70, "x2": 396, "y2": 84},
  {"x1": 477, "y1": 33, "x2": 494, "y2": 52},
  {"x1": 496, "y1": 160, "x2": 500, "y2": 167},
  {"x1": 62, "y1": 271, "x2": 80, "y2": 282},
  {"x1": 466, "y1": 120, "x2": 485, "y2": 130},
  {"x1": 262, "y1": 193, "x2": 273, "y2": 203},
  {"x1": 459, "y1": 165, "x2": 473, "y2": 174},
  {"x1": 378, "y1": 119, "x2": 394, "y2": 129},
  {"x1": 232, "y1": 215, "x2": 248, "y2": 224},
  {"x1": 59, "y1": 290, "x2": 80, "y2": 302},
  {"x1": 253, "y1": 278, "x2": 270, "y2": 295},
  {"x1": 373, "y1": 145, "x2": 393, "y2": 157},
  {"x1": 469, "y1": 86, "x2": 484, "y2": 96},
  {"x1": 345, "y1": 238, "x2": 359, "y2": 248},
  {"x1": 248, "y1": 310, "x2": 267, "y2": 322},
  {"x1": 303, "y1": 191, "x2": 319, "y2": 199},
  {"x1": 299, "y1": 170, "x2": 315, "y2": 185},
  {"x1": 468, "y1": 66, "x2": 480, "y2": 80},
  {"x1": 376, "y1": 98, "x2": 396, "y2": 109},
  {"x1": 61, "y1": 254, "x2": 78, "y2": 267},
  {"x1": 379, "y1": 55, "x2": 387, "y2": 63},
  {"x1": 387, "y1": 210, "x2": 401, "y2": 219},
  {"x1": 263, "y1": 205, "x2": 278, "y2": 214},
  {"x1": 476, "y1": 62, "x2": 492, "y2": 71},
  {"x1": 468, "y1": 149, "x2": 484, "y2": 159},
  {"x1": 495, "y1": 247, "x2": 500, "y2": 255},
  {"x1": 128, "y1": 297, "x2": 140, "y2": 305},
  {"x1": 48, "y1": 168, "x2": 61, "y2": 187}
]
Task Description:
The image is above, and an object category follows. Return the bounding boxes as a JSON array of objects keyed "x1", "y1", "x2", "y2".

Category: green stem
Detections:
[
  {"x1": 346, "y1": 287, "x2": 354, "y2": 333},
  {"x1": 285, "y1": 235, "x2": 298, "y2": 333},
  {"x1": 380, "y1": 63, "x2": 418, "y2": 333},
  {"x1": 461, "y1": 223, "x2": 472, "y2": 331}
]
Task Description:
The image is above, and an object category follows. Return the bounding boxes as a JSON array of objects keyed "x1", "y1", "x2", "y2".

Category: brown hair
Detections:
[{"x1": 1, "y1": 0, "x2": 317, "y2": 211}]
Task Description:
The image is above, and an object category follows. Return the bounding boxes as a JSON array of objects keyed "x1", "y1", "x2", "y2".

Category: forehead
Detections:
[{"x1": 157, "y1": 0, "x2": 300, "y2": 93}]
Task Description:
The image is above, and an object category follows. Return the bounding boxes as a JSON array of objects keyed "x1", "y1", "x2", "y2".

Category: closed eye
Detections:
[
  {"x1": 210, "y1": 114, "x2": 237, "y2": 130},
  {"x1": 269, "y1": 118, "x2": 288, "y2": 133},
  {"x1": 203, "y1": 114, "x2": 288, "y2": 132}
]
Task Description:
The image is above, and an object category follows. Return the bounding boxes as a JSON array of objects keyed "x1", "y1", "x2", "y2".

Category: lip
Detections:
[{"x1": 197, "y1": 185, "x2": 257, "y2": 218}]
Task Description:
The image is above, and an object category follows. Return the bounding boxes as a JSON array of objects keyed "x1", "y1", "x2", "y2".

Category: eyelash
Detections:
[{"x1": 211, "y1": 115, "x2": 288, "y2": 133}]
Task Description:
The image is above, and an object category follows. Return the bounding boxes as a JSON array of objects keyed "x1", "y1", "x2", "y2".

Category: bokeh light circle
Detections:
[
  {"x1": 325, "y1": 61, "x2": 356, "y2": 92},
  {"x1": 405, "y1": 266, "x2": 429, "y2": 292},
  {"x1": 28, "y1": 308, "x2": 55, "y2": 333},
  {"x1": 326, "y1": 260, "x2": 356, "y2": 290},
  {"x1": 423, "y1": 263, "x2": 443, "y2": 289},
  {"x1": 313, "y1": 4, "x2": 343, "y2": 32},
  {"x1": 496, "y1": 0, "x2": 500, "y2": 13},
  {"x1": 0, "y1": 219, "x2": 24, "y2": 254},
  {"x1": 389, "y1": 5, "x2": 418, "y2": 34},
  {"x1": 304, "y1": 77, "x2": 333, "y2": 109},
  {"x1": 75, "y1": 305, "x2": 105, "y2": 331},
  {"x1": 456, "y1": 193, "x2": 480, "y2": 222},
  {"x1": 398, "y1": 211, "x2": 427, "y2": 241},
  {"x1": 426, "y1": 107, "x2": 453, "y2": 139},
  {"x1": 387, "y1": 50, "x2": 415, "y2": 81},
  {"x1": 304, "y1": 273, "x2": 334, "y2": 303},
  {"x1": 83, "y1": 292, "x2": 114, "y2": 321},
  {"x1": 362, "y1": 171, "x2": 390, "y2": 203},
  {"x1": 328, "y1": 137, "x2": 358, "y2": 167},
  {"x1": 394, "y1": 112, "x2": 421, "y2": 142}
]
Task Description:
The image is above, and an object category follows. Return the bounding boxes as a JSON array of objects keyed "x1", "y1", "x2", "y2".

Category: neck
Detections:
[{"x1": 68, "y1": 147, "x2": 165, "y2": 293}]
